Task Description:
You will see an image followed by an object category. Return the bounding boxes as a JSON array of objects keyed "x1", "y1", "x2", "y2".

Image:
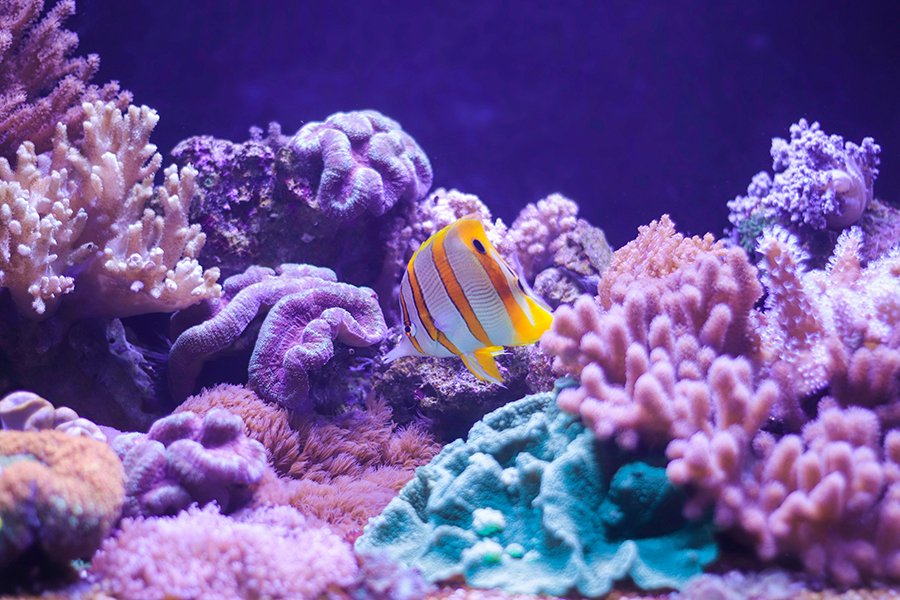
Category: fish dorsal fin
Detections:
[{"x1": 459, "y1": 346, "x2": 505, "y2": 385}]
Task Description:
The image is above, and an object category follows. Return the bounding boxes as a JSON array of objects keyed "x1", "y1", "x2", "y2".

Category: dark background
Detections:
[{"x1": 72, "y1": 0, "x2": 900, "y2": 248}]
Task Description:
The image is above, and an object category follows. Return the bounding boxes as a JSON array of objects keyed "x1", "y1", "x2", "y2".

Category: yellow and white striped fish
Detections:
[{"x1": 385, "y1": 215, "x2": 553, "y2": 383}]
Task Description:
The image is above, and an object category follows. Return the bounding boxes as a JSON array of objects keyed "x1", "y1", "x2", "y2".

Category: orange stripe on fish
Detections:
[
  {"x1": 431, "y1": 226, "x2": 493, "y2": 347},
  {"x1": 407, "y1": 247, "x2": 463, "y2": 357},
  {"x1": 451, "y1": 218, "x2": 535, "y2": 344},
  {"x1": 398, "y1": 284, "x2": 425, "y2": 355}
]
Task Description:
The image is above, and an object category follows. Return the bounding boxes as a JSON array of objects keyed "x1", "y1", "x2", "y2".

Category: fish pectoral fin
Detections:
[{"x1": 459, "y1": 347, "x2": 504, "y2": 385}]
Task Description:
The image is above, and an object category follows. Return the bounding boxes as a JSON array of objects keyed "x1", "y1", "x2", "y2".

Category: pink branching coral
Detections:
[
  {"x1": 498, "y1": 192, "x2": 579, "y2": 278},
  {"x1": 0, "y1": 0, "x2": 131, "y2": 159},
  {"x1": 597, "y1": 214, "x2": 727, "y2": 310},
  {"x1": 541, "y1": 215, "x2": 900, "y2": 585},
  {"x1": 89, "y1": 504, "x2": 358, "y2": 600},
  {"x1": 756, "y1": 227, "x2": 900, "y2": 404},
  {"x1": 0, "y1": 101, "x2": 220, "y2": 320},
  {"x1": 542, "y1": 245, "x2": 763, "y2": 450},
  {"x1": 0, "y1": 430, "x2": 124, "y2": 569}
]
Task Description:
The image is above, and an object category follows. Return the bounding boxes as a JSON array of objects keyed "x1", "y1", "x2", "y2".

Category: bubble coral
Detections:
[
  {"x1": 112, "y1": 408, "x2": 268, "y2": 518},
  {"x1": 0, "y1": 430, "x2": 124, "y2": 570},
  {"x1": 89, "y1": 504, "x2": 358, "y2": 600},
  {"x1": 279, "y1": 109, "x2": 433, "y2": 221}
]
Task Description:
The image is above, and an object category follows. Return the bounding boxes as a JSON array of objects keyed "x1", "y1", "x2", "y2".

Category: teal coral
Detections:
[{"x1": 356, "y1": 380, "x2": 717, "y2": 597}]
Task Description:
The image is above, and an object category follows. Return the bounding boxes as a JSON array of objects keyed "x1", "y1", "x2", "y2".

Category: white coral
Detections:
[{"x1": 0, "y1": 101, "x2": 219, "y2": 319}]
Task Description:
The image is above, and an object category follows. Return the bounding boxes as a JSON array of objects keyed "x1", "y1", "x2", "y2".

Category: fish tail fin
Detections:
[{"x1": 459, "y1": 346, "x2": 505, "y2": 385}]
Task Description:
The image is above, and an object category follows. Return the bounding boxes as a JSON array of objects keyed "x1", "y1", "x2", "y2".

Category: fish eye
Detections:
[
  {"x1": 472, "y1": 239, "x2": 486, "y2": 254},
  {"x1": 404, "y1": 325, "x2": 411, "y2": 335}
]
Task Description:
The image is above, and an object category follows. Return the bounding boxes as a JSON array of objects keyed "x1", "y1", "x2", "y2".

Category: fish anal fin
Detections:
[{"x1": 459, "y1": 347, "x2": 504, "y2": 385}]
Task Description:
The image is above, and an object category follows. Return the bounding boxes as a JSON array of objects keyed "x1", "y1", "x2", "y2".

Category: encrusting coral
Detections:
[
  {"x1": 357, "y1": 381, "x2": 717, "y2": 597},
  {"x1": 168, "y1": 263, "x2": 387, "y2": 410},
  {"x1": 0, "y1": 0, "x2": 131, "y2": 159},
  {"x1": 0, "y1": 430, "x2": 124, "y2": 572},
  {"x1": 89, "y1": 504, "x2": 359, "y2": 600},
  {"x1": 0, "y1": 100, "x2": 220, "y2": 320},
  {"x1": 540, "y1": 215, "x2": 900, "y2": 586},
  {"x1": 112, "y1": 408, "x2": 268, "y2": 518}
]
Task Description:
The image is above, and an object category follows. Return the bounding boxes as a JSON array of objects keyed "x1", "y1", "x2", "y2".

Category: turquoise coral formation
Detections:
[{"x1": 356, "y1": 381, "x2": 717, "y2": 597}]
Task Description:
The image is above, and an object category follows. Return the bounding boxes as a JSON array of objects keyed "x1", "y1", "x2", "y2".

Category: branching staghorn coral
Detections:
[
  {"x1": 0, "y1": 101, "x2": 220, "y2": 320},
  {"x1": 0, "y1": 0, "x2": 131, "y2": 159}
]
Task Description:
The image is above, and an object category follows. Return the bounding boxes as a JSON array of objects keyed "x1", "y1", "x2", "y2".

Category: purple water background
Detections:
[{"x1": 73, "y1": 0, "x2": 900, "y2": 248}]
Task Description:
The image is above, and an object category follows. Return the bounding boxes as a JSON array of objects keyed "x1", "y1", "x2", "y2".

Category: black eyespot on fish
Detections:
[
  {"x1": 472, "y1": 239, "x2": 486, "y2": 254},
  {"x1": 516, "y1": 279, "x2": 525, "y2": 292}
]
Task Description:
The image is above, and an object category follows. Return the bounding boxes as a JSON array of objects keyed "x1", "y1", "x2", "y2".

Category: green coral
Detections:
[{"x1": 356, "y1": 380, "x2": 717, "y2": 597}]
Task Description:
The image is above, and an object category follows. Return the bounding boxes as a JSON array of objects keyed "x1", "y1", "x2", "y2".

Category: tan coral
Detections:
[
  {"x1": 0, "y1": 100, "x2": 219, "y2": 320},
  {"x1": 0, "y1": 430, "x2": 124, "y2": 568},
  {"x1": 597, "y1": 214, "x2": 726, "y2": 309}
]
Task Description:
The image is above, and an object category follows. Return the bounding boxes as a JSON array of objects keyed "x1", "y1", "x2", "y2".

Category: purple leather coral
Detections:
[
  {"x1": 727, "y1": 119, "x2": 881, "y2": 262},
  {"x1": 168, "y1": 263, "x2": 387, "y2": 411},
  {"x1": 112, "y1": 408, "x2": 268, "y2": 518},
  {"x1": 280, "y1": 109, "x2": 433, "y2": 221}
]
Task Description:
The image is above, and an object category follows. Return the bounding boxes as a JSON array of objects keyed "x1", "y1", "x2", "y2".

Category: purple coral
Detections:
[
  {"x1": 89, "y1": 504, "x2": 358, "y2": 600},
  {"x1": 168, "y1": 263, "x2": 387, "y2": 411},
  {"x1": 170, "y1": 124, "x2": 286, "y2": 275},
  {"x1": 727, "y1": 119, "x2": 881, "y2": 261},
  {"x1": 280, "y1": 109, "x2": 433, "y2": 221},
  {"x1": 112, "y1": 408, "x2": 268, "y2": 518}
]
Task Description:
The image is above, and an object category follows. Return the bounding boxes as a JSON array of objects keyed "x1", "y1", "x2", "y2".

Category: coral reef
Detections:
[
  {"x1": 0, "y1": 389, "x2": 104, "y2": 440},
  {"x1": 541, "y1": 216, "x2": 900, "y2": 586},
  {"x1": 0, "y1": 100, "x2": 220, "y2": 320},
  {"x1": 0, "y1": 430, "x2": 124, "y2": 572},
  {"x1": 374, "y1": 341, "x2": 555, "y2": 440},
  {"x1": 250, "y1": 396, "x2": 440, "y2": 541},
  {"x1": 112, "y1": 408, "x2": 268, "y2": 518},
  {"x1": 89, "y1": 504, "x2": 358, "y2": 600},
  {"x1": 0, "y1": 0, "x2": 131, "y2": 159},
  {"x1": 168, "y1": 263, "x2": 387, "y2": 410},
  {"x1": 357, "y1": 381, "x2": 717, "y2": 597},
  {"x1": 727, "y1": 119, "x2": 882, "y2": 263},
  {"x1": 170, "y1": 123, "x2": 287, "y2": 276}
]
